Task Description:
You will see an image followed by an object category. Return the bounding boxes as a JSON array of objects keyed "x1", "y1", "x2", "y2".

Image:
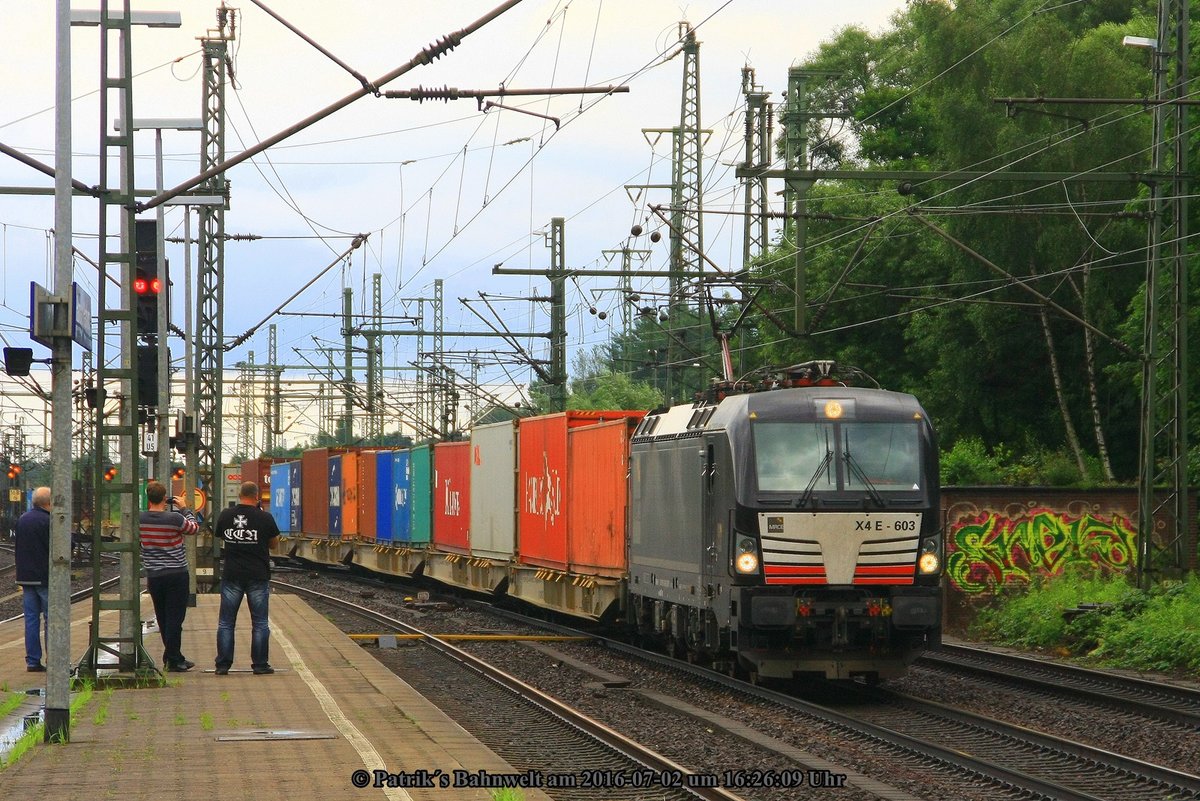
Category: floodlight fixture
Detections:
[{"x1": 1122, "y1": 35, "x2": 1158, "y2": 49}]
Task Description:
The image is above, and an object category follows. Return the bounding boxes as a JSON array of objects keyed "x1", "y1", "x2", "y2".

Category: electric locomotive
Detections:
[{"x1": 626, "y1": 361, "x2": 941, "y2": 682}]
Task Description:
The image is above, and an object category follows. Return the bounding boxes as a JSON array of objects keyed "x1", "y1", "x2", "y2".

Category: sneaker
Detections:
[
  {"x1": 26, "y1": 664, "x2": 46, "y2": 672},
  {"x1": 165, "y1": 660, "x2": 194, "y2": 673},
  {"x1": 214, "y1": 666, "x2": 229, "y2": 676},
  {"x1": 252, "y1": 665, "x2": 274, "y2": 675}
]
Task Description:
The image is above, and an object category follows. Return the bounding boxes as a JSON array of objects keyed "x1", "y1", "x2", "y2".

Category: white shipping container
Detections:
[{"x1": 469, "y1": 420, "x2": 518, "y2": 561}]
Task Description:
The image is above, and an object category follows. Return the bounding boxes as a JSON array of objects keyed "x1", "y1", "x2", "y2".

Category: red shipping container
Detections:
[
  {"x1": 359, "y1": 451, "x2": 378, "y2": 540},
  {"x1": 342, "y1": 450, "x2": 360, "y2": 537},
  {"x1": 301, "y1": 449, "x2": 329, "y2": 536},
  {"x1": 567, "y1": 420, "x2": 634, "y2": 577},
  {"x1": 241, "y1": 457, "x2": 288, "y2": 507},
  {"x1": 518, "y1": 411, "x2": 644, "y2": 570},
  {"x1": 433, "y1": 441, "x2": 470, "y2": 554}
]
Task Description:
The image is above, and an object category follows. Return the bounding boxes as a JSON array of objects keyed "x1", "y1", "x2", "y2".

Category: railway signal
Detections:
[{"x1": 133, "y1": 218, "x2": 162, "y2": 338}]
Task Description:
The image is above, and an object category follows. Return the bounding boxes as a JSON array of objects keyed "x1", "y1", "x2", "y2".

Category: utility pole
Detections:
[
  {"x1": 368, "y1": 274, "x2": 384, "y2": 443},
  {"x1": 433, "y1": 280, "x2": 449, "y2": 436},
  {"x1": 601, "y1": 247, "x2": 651, "y2": 335},
  {"x1": 637, "y1": 23, "x2": 708, "y2": 402},
  {"x1": 548, "y1": 218, "x2": 567, "y2": 412},
  {"x1": 1137, "y1": 0, "x2": 1192, "y2": 585},
  {"x1": 195, "y1": 5, "x2": 234, "y2": 588},
  {"x1": 741, "y1": 66, "x2": 773, "y2": 275},
  {"x1": 781, "y1": 67, "x2": 841, "y2": 332},
  {"x1": 342, "y1": 288, "x2": 354, "y2": 444},
  {"x1": 236, "y1": 351, "x2": 254, "y2": 458},
  {"x1": 45, "y1": 0, "x2": 74, "y2": 740},
  {"x1": 265, "y1": 324, "x2": 280, "y2": 453}
]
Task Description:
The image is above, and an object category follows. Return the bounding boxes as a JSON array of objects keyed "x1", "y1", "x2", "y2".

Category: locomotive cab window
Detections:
[
  {"x1": 841, "y1": 423, "x2": 921, "y2": 490},
  {"x1": 752, "y1": 421, "x2": 921, "y2": 493},
  {"x1": 753, "y1": 422, "x2": 836, "y2": 493}
]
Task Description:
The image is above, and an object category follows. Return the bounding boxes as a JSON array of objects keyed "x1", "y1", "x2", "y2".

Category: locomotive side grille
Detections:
[{"x1": 757, "y1": 513, "x2": 921, "y2": 585}]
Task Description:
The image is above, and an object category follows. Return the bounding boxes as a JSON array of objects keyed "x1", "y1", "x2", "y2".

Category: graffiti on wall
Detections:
[{"x1": 946, "y1": 505, "x2": 1137, "y2": 594}]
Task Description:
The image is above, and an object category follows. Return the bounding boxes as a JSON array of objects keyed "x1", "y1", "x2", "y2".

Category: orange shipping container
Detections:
[
  {"x1": 359, "y1": 451, "x2": 378, "y2": 540},
  {"x1": 518, "y1": 411, "x2": 644, "y2": 570},
  {"x1": 341, "y1": 450, "x2": 360, "y2": 537},
  {"x1": 433, "y1": 441, "x2": 470, "y2": 554},
  {"x1": 567, "y1": 419, "x2": 634, "y2": 577}
]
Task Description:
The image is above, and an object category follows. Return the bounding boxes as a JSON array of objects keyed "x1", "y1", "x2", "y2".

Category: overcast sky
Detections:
[{"x1": 0, "y1": 1, "x2": 907, "y2": 452}]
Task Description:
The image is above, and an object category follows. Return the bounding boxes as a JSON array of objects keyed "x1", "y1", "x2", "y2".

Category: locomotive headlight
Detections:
[
  {"x1": 736, "y1": 551, "x2": 760, "y2": 573},
  {"x1": 735, "y1": 536, "x2": 759, "y2": 574},
  {"x1": 918, "y1": 537, "x2": 940, "y2": 574}
]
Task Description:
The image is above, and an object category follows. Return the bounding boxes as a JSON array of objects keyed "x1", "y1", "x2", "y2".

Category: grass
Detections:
[
  {"x1": 198, "y1": 712, "x2": 214, "y2": 731},
  {"x1": 491, "y1": 791, "x2": 525, "y2": 801},
  {"x1": 0, "y1": 692, "x2": 26, "y2": 720},
  {"x1": 969, "y1": 568, "x2": 1200, "y2": 673},
  {"x1": 1, "y1": 682, "x2": 94, "y2": 769},
  {"x1": 92, "y1": 687, "x2": 114, "y2": 726}
]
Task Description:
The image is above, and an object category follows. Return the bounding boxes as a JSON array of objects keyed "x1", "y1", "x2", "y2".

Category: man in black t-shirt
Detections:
[{"x1": 214, "y1": 481, "x2": 280, "y2": 675}]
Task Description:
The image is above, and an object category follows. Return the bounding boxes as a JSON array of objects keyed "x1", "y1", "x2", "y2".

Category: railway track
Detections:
[
  {"x1": 840, "y1": 682, "x2": 1200, "y2": 801},
  {"x1": 286, "y1": 566, "x2": 1200, "y2": 801},
  {"x1": 0, "y1": 575, "x2": 122, "y2": 626},
  {"x1": 562, "y1": 629, "x2": 1200, "y2": 801},
  {"x1": 274, "y1": 579, "x2": 744, "y2": 801},
  {"x1": 921, "y1": 641, "x2": 1200, "y2": 728}
]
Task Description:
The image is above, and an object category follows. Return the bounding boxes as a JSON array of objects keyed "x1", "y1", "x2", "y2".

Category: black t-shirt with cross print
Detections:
[{"x1": 216, "y1": 503, "x2": 280, "y2": 583}]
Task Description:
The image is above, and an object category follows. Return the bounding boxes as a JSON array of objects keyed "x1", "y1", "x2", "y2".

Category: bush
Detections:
[
  {"x1": 941, "y1": 437, "x2": 1006, "y2": 485},
  {"x1": 1088, "y1": 576, "x2": 1200, "y2": 672},
  {"x1": 1039, "y1": 449, "x2": 1083, "y2": 487},
  {"x1": 969, "y1": 570, "x2": 1200, "y2": 674},
  {"x1": 969, "y1": 567, "x2": 1138, "y2": 649}
]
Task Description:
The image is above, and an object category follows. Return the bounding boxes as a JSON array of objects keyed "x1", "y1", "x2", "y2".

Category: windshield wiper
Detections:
[
  {"x1": 797, "y1": 449, "x2": 832, "y2": 509},
  {"x1": 843, "y1": 437, "x2": 884, "y2": 508}
]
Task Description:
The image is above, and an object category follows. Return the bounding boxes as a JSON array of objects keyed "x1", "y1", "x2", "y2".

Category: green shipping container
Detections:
[{"x1": 409, "y1": 444, "x2": 432, "y2": 544}]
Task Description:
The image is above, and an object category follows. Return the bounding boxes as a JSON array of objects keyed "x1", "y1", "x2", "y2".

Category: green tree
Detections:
[{"x1": 753, "y1": 0, "x2": 1173, "y2": 481}]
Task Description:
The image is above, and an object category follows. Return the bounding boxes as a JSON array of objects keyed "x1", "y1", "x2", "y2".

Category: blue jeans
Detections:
[
  {"x1": 215, "y1": 578, "x2": 271, "y2": 670},
  {"x1": 23, "y1": 586, "x2": 49, "y2": 667}
]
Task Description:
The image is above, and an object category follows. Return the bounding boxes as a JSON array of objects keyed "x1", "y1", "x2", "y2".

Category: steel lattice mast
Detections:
[
  {"x1": 1137, "y1": 0, "x2": 1192, "y2": 586},
  {"x1": 196, "y1": 7, "x2": 233, "y2": 583}
]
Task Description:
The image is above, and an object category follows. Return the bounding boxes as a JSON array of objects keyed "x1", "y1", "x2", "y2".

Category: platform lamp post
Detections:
[{"x1": 49, "y1": 3, "x2": 180, "y2": 741}]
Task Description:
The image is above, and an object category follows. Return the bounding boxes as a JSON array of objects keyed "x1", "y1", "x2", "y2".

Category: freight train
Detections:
[{"x1": 265, "y1": 361, "x2": 943, "y2": 682}]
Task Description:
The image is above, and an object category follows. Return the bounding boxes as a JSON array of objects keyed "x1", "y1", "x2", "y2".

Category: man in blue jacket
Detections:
[{"x1": 15, "y1": 487, "x2": 51, "y2": 672}]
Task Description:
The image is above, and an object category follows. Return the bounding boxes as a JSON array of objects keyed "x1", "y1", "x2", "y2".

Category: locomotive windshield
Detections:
[{"x1": 753, "y1": 421, "x2": 922, "y2": 493}]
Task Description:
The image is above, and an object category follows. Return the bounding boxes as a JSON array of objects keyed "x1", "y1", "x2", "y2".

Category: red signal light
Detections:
[
  {"x1": 173, "y1": 467, "x2": 185, "y2": 480},
  {"x1": 134, "y1": 277, "x2": 148, "y2": 294},
  {"x1": 149, "y1": 278, "x2": 161, "y2": 294}
]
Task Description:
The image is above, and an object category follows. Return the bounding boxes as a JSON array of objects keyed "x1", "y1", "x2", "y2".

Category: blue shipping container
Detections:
[
  {"x1": 288, "y1": 460, "x2": 302, "y2": 532},
  {"x1": 375, "y1": 450, "x2": 393, "y2": 542},
  {"x1": 270, "y1": 462, "x2": 291, "y2": 532},
  {"x1": 392, "y1": 450, "x2": 411, "y2": 542},
  {"x1": 328, "y1": 454, "x2": 343, "y2": 536}
]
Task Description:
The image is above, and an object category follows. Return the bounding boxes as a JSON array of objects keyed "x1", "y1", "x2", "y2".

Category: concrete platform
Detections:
[{"x1": 0, "y1": 591, "x2": 551, "y2": 800}]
